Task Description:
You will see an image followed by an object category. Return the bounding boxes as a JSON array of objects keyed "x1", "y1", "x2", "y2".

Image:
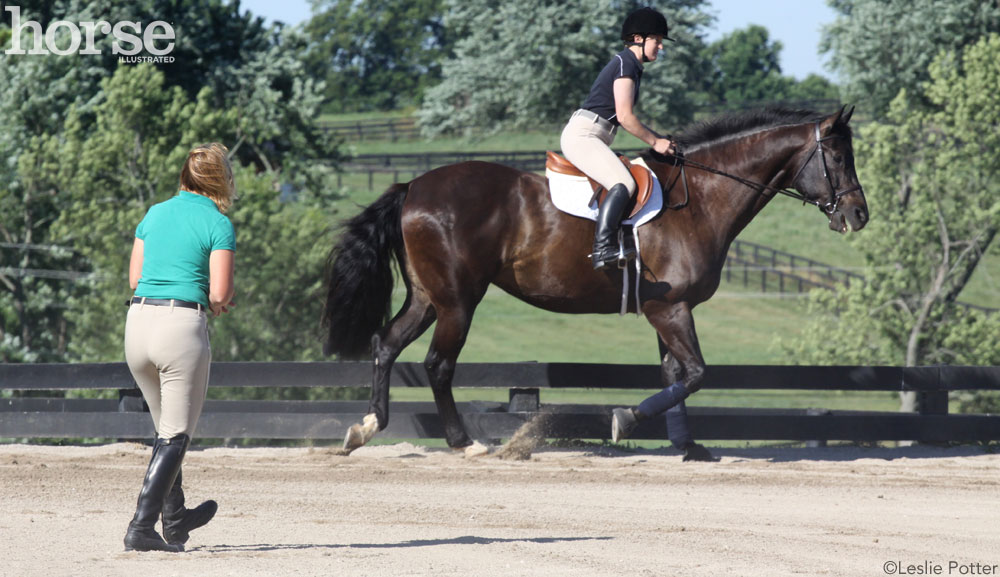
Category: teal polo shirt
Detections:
[{"x1": 134, "y1": 190, "x2": 236, "y2": 307}]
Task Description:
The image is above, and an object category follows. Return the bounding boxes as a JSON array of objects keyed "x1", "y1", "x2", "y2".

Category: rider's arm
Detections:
[{"x1": 614, "y1": 77, "x2": 674, "y2": 155}]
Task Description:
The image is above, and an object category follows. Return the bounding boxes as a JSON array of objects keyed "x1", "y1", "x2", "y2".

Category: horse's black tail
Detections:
[{"x1": 322, "y1": 183, "x2": 408, "y2": 359}]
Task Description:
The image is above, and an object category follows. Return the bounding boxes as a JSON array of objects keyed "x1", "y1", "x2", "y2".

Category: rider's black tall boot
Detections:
[
  {"x1": 162, "y1": 467, "x2": 218, "y2": 545},
  {"x1": 123, "y1": 434, "x2": 189, "y2": 552},
  {"x1": 591, "y1": 183, "x2": 636, "y2": 269}
]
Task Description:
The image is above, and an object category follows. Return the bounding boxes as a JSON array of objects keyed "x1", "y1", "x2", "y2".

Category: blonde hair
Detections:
[{"x1": 179, "y1": 143, "x2": 236, "y2": 213}]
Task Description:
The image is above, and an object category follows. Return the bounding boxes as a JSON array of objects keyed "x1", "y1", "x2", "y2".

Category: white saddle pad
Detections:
[{"x1": 546, "y1": 157, "x2": 663, "y2": 228}]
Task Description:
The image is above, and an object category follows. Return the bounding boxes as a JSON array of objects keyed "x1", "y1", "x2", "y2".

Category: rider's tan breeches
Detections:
[{"x1": 560, "y1": 113, "x2": 637, "y2": 196}]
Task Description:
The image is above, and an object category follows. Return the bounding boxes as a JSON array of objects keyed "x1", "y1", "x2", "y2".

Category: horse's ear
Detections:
[
  {"x1": 841, "y1": 105, "x2": 855, "y2": 125},
  {"x1": 820, "y1": 107, "x2": 844, "y2": 134}
]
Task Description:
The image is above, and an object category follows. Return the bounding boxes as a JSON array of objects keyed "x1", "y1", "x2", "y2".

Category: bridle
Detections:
[
  {"x1": 787, "y1": 123, "x2": 864, "y2": 214},
  {"x1": 660, "y1": 122, "x2": 864, "y2": 214}
]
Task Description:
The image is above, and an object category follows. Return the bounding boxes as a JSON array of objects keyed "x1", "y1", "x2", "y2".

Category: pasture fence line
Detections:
[
  {"x1": 317, "y1": 99, "x2": 849, "y2": 142},
  {"x1": 2, "y1": 362, "x2": 998, "y2": 444},
  {"x1": 317, "y1": 117, "x2": 420, "y2": 141},
  {"x1": 725, "y1": 240, "x2": 997, "y2": 313}
]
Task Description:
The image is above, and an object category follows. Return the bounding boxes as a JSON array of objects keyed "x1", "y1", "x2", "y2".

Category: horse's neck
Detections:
[{"x1": 686, "y1": 128, "x2": 803, "y2": 245}]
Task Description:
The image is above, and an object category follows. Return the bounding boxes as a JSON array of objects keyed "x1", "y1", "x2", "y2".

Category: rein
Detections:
[{"x1": 660, "y1": 122, "x2": 862, "y2": 214}]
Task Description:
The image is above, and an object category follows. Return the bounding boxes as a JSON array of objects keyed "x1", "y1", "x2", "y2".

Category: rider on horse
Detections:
[{"x1": 560, "y1": 6, "x2": 678, "y2": 269}]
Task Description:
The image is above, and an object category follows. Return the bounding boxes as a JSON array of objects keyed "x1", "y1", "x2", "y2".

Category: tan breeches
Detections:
[
  {"x1": 124, "y1": 303, "x2": 211, "y2": 439},
  {"x1": 560, "y1": 113, "x2": 637, "y2": 195}
]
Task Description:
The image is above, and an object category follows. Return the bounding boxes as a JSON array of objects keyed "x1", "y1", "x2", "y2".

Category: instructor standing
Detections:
[{"x1": 123, "y1": 143, "x2": 237, "y2": 552}]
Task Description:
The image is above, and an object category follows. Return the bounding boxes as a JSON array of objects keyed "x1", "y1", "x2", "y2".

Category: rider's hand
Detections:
[{"x1": 653, "y1": 137, "x2": 676, "y2": 156}]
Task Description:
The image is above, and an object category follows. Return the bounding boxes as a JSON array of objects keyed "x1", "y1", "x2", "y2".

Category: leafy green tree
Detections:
[
  {"x1": 783, "y1": 73, "x2": 839, "y2": 103},
  {"x1": 697, "y1": 25, "x2": 839, "y2": 109},
  {"x1": 2, "y1": 1, "x2": 341, "y2": 363},
  {"x1": 820, "y1": 0, "x2": 1000, "y2": 118},
  {"x1": 305, "y1": 0, "x2": 450, "y2": 112},
  {"x1": 417, "y1": 0, "x2": 712, "y2": 138},
  {"x1": 780, "y1": 35, "x2": 1000, "y2": 410},
  {"x1": 700, "y1": 25, "x2": 790, "y2": 105}
]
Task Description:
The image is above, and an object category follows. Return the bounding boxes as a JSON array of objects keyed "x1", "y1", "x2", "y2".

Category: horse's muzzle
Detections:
[{"x1": 827, "y1": 204, "x2": 868, "y2": 233}]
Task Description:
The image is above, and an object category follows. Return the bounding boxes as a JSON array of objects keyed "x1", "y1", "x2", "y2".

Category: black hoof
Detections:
[{"x1": 682, "y1": 443, "x2": 717, "y2": 462}]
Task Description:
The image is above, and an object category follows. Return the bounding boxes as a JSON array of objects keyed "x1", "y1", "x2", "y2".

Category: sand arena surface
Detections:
[{"x1": 1, "y1": 442, "x2": 999, "y2": 577}]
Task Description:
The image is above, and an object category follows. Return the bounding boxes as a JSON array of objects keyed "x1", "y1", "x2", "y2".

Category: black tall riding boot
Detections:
[
  {"x1": 591, "y1": 183, "x2": 636, "y2": 269},
  {"x1": 123, "y1": 434, "x2": 190, "y2": 552},
  {"x1": 162, "y1": 467, "x2": 218, "y2": 545}
]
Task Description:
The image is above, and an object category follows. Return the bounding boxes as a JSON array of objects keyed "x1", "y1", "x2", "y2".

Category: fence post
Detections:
[
  {"x1": 118, "y1": 387, "x2": 145, "y2": 413},
  {"x1": 508, "y1": 388, "x2": 540, "y2": 413},
  {"x1": 118, "y1": 387, "x2": 147, "y2": 443}
]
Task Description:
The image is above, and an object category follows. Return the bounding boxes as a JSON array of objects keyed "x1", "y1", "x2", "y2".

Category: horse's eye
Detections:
[{"x1": 833, "y1": 155, "x2": 844, "y2": 164}]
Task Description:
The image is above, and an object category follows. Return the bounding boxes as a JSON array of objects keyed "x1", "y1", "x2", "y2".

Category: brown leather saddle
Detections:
[{"x1": 545, "y1": 151, "x2": 653, "y2": 219}]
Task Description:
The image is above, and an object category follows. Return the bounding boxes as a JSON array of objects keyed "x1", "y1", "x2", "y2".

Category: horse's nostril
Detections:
[{"x1": 855, "y1": 207, "x2": 868, "y2": 223}]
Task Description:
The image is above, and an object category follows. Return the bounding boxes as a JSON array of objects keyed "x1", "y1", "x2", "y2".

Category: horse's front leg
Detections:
[{"x1": 612, "y1": 301, "x2": 708, "y2": 446}]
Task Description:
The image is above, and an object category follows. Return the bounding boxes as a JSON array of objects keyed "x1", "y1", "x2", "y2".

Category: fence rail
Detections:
[
  {"x1": 317, "y1": 117, "x2": 420, "y2": 141},
  {"x1": 2, "y1": 362, "x2": 998, "y2": 443},
  {"x1": 725, "y1": 239, "x2": 996, "y2": 312}
]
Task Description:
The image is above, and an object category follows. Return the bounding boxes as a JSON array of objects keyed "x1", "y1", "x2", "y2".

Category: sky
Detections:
[{"x1": 239, "y1": 0, "x2": 840, "y2": 80}]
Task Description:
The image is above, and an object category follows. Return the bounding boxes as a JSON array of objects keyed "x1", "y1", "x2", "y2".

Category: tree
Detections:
[
  {"x1": 417, "y1": 0, "x2": 713, "y2": 138},
  {"x1": 2, "y1": 1, "x2": 342, "y2": 363},
  {"x1": 696, "y1": 25, "x2": 839, "y2": 109},
  {"x1": 700, "y1": 25, "x2": 790, "y2": 105},
  {"x1": 305, "y1": 0, "x2": 450, "y2": 112},
  {"x1": 781, "y1": 35, "x2": 1000, "y2": 410},
  {"x1": 820, "y1": 0, "x2": 1000, "y2": 119}
]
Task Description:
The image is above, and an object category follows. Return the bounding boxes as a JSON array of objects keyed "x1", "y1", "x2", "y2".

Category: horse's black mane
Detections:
[{"x1": 675, "y1": 107, "x2": 829, "y2": 149}]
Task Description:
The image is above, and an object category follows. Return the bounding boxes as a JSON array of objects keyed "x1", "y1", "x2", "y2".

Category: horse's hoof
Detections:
[
  {"x1": 611, "y1": 407, "x2": 638, "y2": 443},
  {"x1": 342, "y1": 413, "x2": 380, "y2": 453},
  {"x1": 462, "y1": 441, "x2": 490, "y2": 458},
  {"x1": 682, "y1": 443, "x2": 717, "y2": 462}
]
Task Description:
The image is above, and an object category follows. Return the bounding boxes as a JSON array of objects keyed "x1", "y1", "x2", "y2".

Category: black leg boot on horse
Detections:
[
  {"x1": 591, "y1": 183, "x2": 636, "y2": 269},
  {"x1": 124, "y1": 434, "x2": 189, "y2": 552},
  {"x1": 162, "y1": 467, "x2": 217, "y2": 545}
]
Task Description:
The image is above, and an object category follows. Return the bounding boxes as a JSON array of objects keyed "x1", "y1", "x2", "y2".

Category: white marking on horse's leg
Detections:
[
  {"x1": 342, "y1": 413, "x2": 380, "y2": 453},
  {"x1": 463, "y1": 440, "x2": 490, "y2": 458}
]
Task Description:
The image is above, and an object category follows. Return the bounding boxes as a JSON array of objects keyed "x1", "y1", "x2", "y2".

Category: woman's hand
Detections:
[
  {"x1": 653, "y1": 137, "x2": 676, "y2": 156},
  {"x1": 210, "y1": 299, "x2": 236, "y2": 317}
]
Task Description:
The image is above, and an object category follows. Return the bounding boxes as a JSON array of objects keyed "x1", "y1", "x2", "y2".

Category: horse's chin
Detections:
[{"x1": 827, "y1": 211, "x2": 848, "y2": 234}]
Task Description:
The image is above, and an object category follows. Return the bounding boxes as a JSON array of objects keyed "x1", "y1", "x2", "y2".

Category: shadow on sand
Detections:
[{"x1": 196, "y1": 535, "x2": 611, "y2": 553}]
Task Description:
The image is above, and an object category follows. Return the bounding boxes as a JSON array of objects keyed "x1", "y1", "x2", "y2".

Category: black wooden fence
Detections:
[
  {"x1": 2, "y1": 363, "x2": 998, "y2": 443},
  {"x1": 317, "y1": 117, "x2": 420, "y2": 141}
]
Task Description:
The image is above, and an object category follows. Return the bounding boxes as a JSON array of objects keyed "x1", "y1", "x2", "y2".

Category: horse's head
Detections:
[{"x1": 790, "y1": 106, "x2": 869, "y2": 233}]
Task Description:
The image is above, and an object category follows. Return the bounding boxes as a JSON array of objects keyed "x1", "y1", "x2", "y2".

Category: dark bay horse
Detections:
[{"x1": 323, "y1": 106, "x2": 868, "y2": 453}]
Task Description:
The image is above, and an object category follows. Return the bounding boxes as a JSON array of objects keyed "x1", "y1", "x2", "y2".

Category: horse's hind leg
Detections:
[
  {"x1": 343, "y1": 291, "x2": 435, "y2": 452},
  {"x1": 423, "y1": 304, "x2": 479, "y2": 452}
]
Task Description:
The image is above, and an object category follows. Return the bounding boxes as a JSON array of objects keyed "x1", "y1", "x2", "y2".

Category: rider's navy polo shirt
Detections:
[{"x1": 580, "y1": 48, "x2": 644, "y2": 126}]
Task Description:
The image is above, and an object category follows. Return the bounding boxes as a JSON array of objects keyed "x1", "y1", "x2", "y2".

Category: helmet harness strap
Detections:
[{"x1": 626, "y1": 35, "x2": 651, "y2": 62}]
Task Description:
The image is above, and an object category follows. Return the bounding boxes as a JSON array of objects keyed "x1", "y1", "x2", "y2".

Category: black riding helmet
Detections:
[{"x1": 621, "y1": 7, "x2": 675, "y2": 59}]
